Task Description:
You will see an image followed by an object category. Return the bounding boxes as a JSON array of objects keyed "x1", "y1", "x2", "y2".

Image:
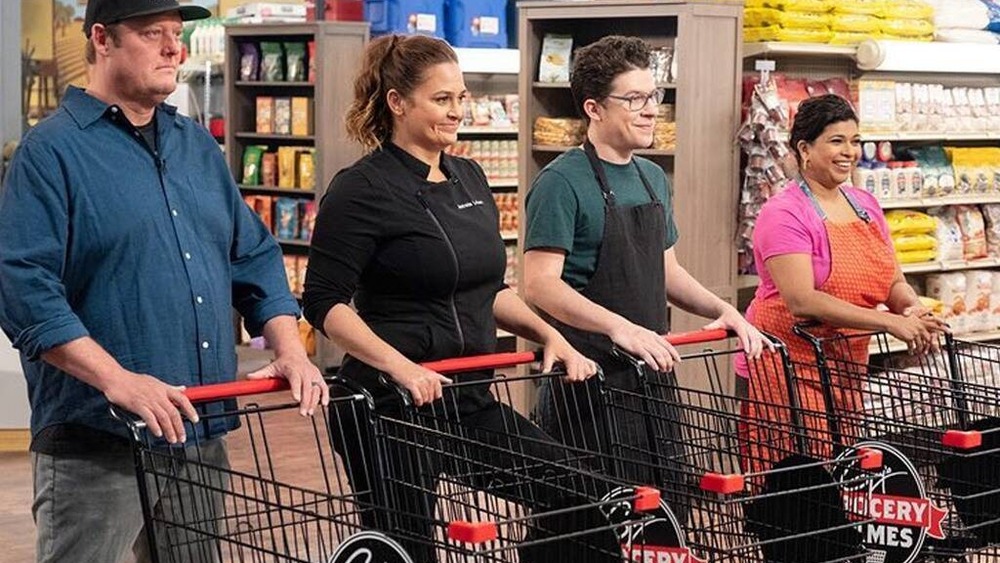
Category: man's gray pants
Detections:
[{"x1": 32, "y1": 438, "x2": 229, "y2": 563}]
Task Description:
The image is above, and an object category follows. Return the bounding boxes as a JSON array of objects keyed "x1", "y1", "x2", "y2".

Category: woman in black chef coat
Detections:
[{"x1": 302, "y1": 34, "x2": 603, "y2": 560}]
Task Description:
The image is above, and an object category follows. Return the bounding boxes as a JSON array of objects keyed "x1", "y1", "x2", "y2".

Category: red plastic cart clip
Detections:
[
  {"x1": 942, "y1": 430, "x2": 982, "y2": 450},
  {"x1": 700, "y1": 472, "x2": 745, "y2": 494},
  {"x1": 447, "y1": 520, "x2": 499, "y2": 544}
]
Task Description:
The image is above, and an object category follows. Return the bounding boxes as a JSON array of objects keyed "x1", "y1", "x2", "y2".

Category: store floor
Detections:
[{"x1": 0, "y1": 452, "x2": 35, "y2": 562}]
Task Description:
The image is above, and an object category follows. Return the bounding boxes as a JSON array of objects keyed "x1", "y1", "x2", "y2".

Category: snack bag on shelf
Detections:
[
  {"x1": 918, "y1": 295, "x2": 944, "y2": 316},
  {"x1": 955, "y1": 204, "x2": 988, "y2": 260},
  {"x1": 926, "y1": 272, "x2": 969, "y2": 334},
  {"x1": 773, "y1": 27, "x2": 834, "y2": 42},
  {"x1": 744, "y1": 7, "x2": 781, "y2": 27},
  {"x1": 991, "y1": 271, "x2": 1000, "y2": 329},
  {"x1": 830, "y1": 13, "x2": 881, "y2": 33},
  {"x1": 892, "y1": 233, "x2": 937, "y2": 253},
  {"x1": 930, "y1": 206, "x2": 964, "y2": 261},
  {"x1": 743, "y1": 26, "x2": 780, "y2": 43},
  {"x1": 966, "y1": 269, "x2": 993, "y2": 332},
  {"x1": 762, "y1": 0, "x2": 831, "y2": 12},
  {"x1": 879, "y1": 18, "x2": 934, "y2": 38},
  {"x1": 885, "y1": 209, "x2": 936, "y2": 236},
  {"x1": 895, "y1": 248, "x2": 937, "y2": 263},
  {"x1": 883, "y1": 0, "x2": 934, "y2": 20},
  {"x1": 982, "y1": 204, "x2": 1000, "y2": 257},
  {"x1": 833, "y1": 0, "x2": 884, "y2": 15}
]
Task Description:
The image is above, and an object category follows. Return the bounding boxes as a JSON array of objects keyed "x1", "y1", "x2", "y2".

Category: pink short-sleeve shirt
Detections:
[{"x1": 751, "y1": 181, "x2": 891, "y2": 302}]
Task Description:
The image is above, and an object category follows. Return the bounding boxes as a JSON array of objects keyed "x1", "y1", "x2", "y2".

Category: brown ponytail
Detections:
[{"x1": 345, "y1": 34, "x2": 459, "y2": 152}]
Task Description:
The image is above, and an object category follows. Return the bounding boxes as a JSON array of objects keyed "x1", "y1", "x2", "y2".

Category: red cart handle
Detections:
[
  {"x1": 663, "y1": 329, "x2": 731, "y2": 346},
  {"x1": 421, "y1": 351, "x2": 542, "y2": 375},
  {"x1": 183, "y1": 378, "x2": 291, "y2": 403}
]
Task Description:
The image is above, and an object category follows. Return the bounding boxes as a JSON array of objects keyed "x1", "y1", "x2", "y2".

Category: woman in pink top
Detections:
[{"x1": 739, "y1": 94, "x2": 946, "y2": 468}]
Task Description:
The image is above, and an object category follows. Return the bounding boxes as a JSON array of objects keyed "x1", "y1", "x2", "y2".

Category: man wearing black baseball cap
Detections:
[
  {"x1": 1, "y1": 1, "x2": 326, "y2": 561},
  {"x1": 84, "y1": 0, "x2": 211, "y2": 36}
]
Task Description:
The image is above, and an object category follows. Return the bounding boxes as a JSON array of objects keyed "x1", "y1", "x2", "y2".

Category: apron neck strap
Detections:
[
  {"x1": 798, "y1": 179, "x2": 871, "y2": 223},
  {"x1": 583, "y1": 139, "x2": 658, "y2": 206}
]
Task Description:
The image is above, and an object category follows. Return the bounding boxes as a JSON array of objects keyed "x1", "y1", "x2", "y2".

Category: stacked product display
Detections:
[
  {"x1": 743, "y1": 0, "x2": 934, "y2": 44},
  {"x1": 242, "y1": 195, "x2": 317, "y2": 243},
  {"x1": 855, "y1": 80, "x2": 1000, "y2": 134},
  {"x1": 924, "y1": 0, "x2": 1000, "y2": 44},
  {"x1": 446, "y1": 140, "x2": 517, "y2": 184},
  {"x1": 282, "y1": 255, "x2": 310, "y2": 296}
]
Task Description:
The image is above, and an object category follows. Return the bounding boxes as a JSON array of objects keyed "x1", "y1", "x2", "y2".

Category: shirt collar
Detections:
[
  {"x1": 384, "y1": 141, "x2": 453, "y2": 180},
  {"x1": 62, "y1": 86, "x2": 182, "y2": 130}
]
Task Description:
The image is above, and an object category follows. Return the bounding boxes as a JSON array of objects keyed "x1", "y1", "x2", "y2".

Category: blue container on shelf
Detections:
[
  {"x1": 365, "y1": 0, "x2": 446, "y2": 38},
  {"x1": 444, "y1": 0, "x2": 508, "y2": 48}
]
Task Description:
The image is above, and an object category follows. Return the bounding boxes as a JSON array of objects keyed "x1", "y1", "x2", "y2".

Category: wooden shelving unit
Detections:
[
  {"x1": 225, "y1": 22, "x2": 369, "y2": 367},
  {"x1": 518, "y1": 0, "x2": 743, "y2": 337}
]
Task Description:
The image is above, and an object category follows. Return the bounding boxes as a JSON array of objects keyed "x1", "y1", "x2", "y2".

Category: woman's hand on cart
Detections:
[
  {"x1": 703, "y1": 305, "x2": 772, "y2": 359},
  {"x1": 538, "y1": 331, "x2": 599, "y2": 382},
  {"x1": 104, "y1": 371, "x2": 200, "y2": 444},
  {"x1": 245, "y1": 354, "x2": 329, "y2": 417},
  {"x1": 886, "y1": 309, "x2": 949, "y2": 355},
  {"x1": 387, "y1": 360, "x2": 453, "y2": 407},
  {"x1": 609, "y1": 320, "x2": 682, "y2": 373}
]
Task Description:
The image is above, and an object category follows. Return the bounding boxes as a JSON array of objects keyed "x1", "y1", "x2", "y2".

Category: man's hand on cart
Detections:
[
  {"x1": 887, "y1": 309, "x2": 948, "y2": 355},
  {"x1": 104, "y1": 371, "x2": 200, "y2": 444},
  {"x1": 539, "y1": 331, "x2": 598, "y2": 382},
  {"x1": 703, "y1": 305, "x2": 772, "y2": 359},
  {"x1": 246, "y1": 353, "x2": 329, "y2": 417},
  {"x1": 609, "y1": 320, "x2": 682, "y2": 373},
  {"x1": 388, "y1": 361, "x2": 453, "y2": 407}
]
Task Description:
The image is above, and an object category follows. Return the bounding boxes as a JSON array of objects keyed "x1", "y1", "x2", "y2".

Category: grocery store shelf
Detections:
[
  {"x1": 860, "y1": 131, "x2": 1000, "y2": 142},
  {"x1": 239, "y1": 184, "x2": 315, "y2": 195},
  {"x1": 235, "y1": 81, "x2": 313, "y2": 87},
  {"x1": 456, "y1": 48, "x2": 519, "y2": 75},
  {"x1": 459, "y1": 125, "x2": 519, "y2": 135},
  {"x1": 880, "y1": 194, "x2": 1000, "y2": 210},
  {"x1": 489, "y1": 179, "x2": 519, "y2": 189},
  {"x1": 873, "y1": 329, "x2": 1000, "y2": 355},
  {"x1": 276, "y1": 238, "x2": 310, "y2": 248},
  {"x1": 532, "y1": 81, "x2": 676, "y2": 90},
  {"x1": 497, "y1": 329, "x2": 515, "y2": 339},
  {"x1": 743, "y1": 42, "x2": 857, "y2": 60},
  {"x1": 737, "y1": 275, "x2": 761, "y2": 290},
  {"x1": 234, "y1": 132, "x2": 314, "y2": 142},
  {"x1": 501, "y1": 232, "x2": 518, "y2": 242},
  {"x1": 900, "y1": 257, "x2": 1000, "y2": 275}
]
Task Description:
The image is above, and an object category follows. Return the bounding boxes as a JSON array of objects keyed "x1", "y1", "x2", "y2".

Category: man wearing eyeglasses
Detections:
[{"x1": 523, "y1": 36, "x2": 764, "y2": 482}]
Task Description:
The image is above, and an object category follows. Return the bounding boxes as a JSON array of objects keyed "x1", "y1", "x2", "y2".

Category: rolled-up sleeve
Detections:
[
  {"x1": 229, "y1": 182, "x2": 300, "y2": 336},
  {"x1": 0, "y1": 139, "x2": 89, "y2": 360},
  {"x1": 302, "y1": 168, "x2": 384, "y2": 334}
]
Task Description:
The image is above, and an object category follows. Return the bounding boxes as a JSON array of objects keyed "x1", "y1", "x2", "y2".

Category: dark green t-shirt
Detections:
[{"x1": 525, "y1": 148, "x2": 679, "y2": 290}]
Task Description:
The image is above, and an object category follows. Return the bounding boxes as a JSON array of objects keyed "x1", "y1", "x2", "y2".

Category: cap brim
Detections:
[{"x1": 114, "y1": 5, "x2": 212, "y2": 24}]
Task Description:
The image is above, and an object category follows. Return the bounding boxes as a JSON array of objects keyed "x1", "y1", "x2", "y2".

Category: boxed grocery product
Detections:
[
  {"x1": 274, "y1": 198, "x2": 300, "y2": 240},
  {"x1": 538, "y1": 34, "x2": 572, "y2": 83},
  {"x1": 283, "y1": 255, "x2": 298, "y2": 293},
  {"x1": 277, "y1": 147, "x2": 298, "y2": 189},
  {"x1": 291, "y1": 97, "x2": 313, "y2": 136},
  {"x1": 299, "y1": 201, "x2": 317, "y2": 241},
  {"x1": 297, "y1": 149, "x2": 316, "y2": 190},
  {"x1": 255, "y1": 96, "x2": 274, "y2": 134},
  {"x1": 966, "y1": 270, "x2": 993, "y2": 332},
  {"x1": 261, "y1": 152, "x2": 278, "y2": 187},
  {"x1": 955, "y1": 204, "x2": 988, "y2": 260},
  {"x1": 273, "y1": 97, "x2": 291, "y2": 135},
  {"x1": 926, "y1": 272, "x2": 969, "y2": 334},
  {"x1": 365, "y1": 0, "x2": 446, "y2": 38},
  {"x1": 295, "y1": 256, "x2": 308, "y2": 295},
  {"x1": 445, "y1": 0, "x2": 507, "y2": 48},
  {"x1": 930, "y1": 207, "x2": 963, "y2": 261},
  {"x1": 242, "y1": 145, "x2": 266, "y2": 185}
]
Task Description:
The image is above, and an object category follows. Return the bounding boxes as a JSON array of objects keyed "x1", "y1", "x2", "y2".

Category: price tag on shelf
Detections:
[{"x1": 754, "y1": 59, "x2": 776, "y2": 83}]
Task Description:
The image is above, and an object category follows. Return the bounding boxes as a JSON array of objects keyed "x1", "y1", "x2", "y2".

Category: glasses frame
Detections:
[{"x1": 605, "y1": 88, "x2": 666, "y2": 112}]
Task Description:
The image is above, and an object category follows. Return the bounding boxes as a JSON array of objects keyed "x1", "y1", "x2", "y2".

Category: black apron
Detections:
[
  {"x1": 543, "y1": 140, "x2": 667, "y2": 383},
  {"x1": 538, "y1": 141, "x2": 683, "y2": 495}
]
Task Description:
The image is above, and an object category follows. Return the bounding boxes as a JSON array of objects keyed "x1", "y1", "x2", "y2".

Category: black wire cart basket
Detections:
[
  {"x1": 354, "y1": 351, "x2": 685, "y2": 563},
  {"x1": 112, "y1": 374, "x2": 665, "y2": 563},
  {"x1": 794, "y1": 325, "x2": 1000, "y2": 562},
  {"x1": 536, "y1": 329, "x2": 885, "y2": 563}
]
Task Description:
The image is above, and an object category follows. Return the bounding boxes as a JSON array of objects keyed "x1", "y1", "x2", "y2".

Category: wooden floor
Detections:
[{"x1": 0, "y1": 452, "x2": 35, "y2": 562}]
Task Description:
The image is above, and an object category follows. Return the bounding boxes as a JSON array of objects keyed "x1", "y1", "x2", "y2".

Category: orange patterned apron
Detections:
[{"x1": 741, "y1": 188, "x2": 897, "y2": 472}]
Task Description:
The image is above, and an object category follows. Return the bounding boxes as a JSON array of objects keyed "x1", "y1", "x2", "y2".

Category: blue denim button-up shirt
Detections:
[{"x1": 0, "y1": 87, "x2": 299, "y2": 440}]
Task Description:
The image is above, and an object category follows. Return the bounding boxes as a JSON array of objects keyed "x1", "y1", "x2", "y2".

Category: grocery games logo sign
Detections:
[
  {"x1": 328, "y1": 531, "x2": 413, "y2": 563},
  {"x1": 600, "y1": 487, "x2": 707, "y2": 563},
  {"x1": 834, "y1": 441, "x2": 948, "y2": 563}
]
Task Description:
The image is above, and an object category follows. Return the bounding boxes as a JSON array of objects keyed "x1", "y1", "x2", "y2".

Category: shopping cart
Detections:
[
  {"x1": 113, "y1": 375, "x2": 665, "y2": 563},
  {"x1": 558, "y1": 328, "x2": 886, "y2": 563},
  {"x1": 794, "y1": 325, "x2": 1000, "y2": 562},
  {"x1": 408, "y1": 334, "x2": 884, "y2": 563},
  {"x1": 359, "y1": 352, "x2": 687, "y2": 563}
]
